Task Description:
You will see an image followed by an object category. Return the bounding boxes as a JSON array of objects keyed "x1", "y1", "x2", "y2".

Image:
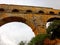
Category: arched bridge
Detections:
[{"x1": 0, "y1": 4, "x2": 60, "y2": 35}]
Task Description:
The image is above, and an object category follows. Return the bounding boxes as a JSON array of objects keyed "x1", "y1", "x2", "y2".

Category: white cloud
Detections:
[
  {"x1": 0, "y1": 0, "x2": 60, "y2": 9},
  {"x1": 0, "y1": 22, "x2": 35, "y2": 45}
]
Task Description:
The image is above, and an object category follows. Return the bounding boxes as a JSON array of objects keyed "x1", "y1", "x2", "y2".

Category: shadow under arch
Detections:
[
  {"x1": 47, "y1": 17, "x2": 60, "y2": 22},
  {"x1": 0, "y1": 16, "x2": 36, "y2": 35},
  {"x1": 46, "y1": 17, "x2": 60, "y2": 28}
]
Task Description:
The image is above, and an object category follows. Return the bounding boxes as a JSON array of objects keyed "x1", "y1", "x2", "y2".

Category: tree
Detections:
[
  {"x1": 28, "y1": 34, "x2": 48, "y2": 45},
  {"x1": 47, "y1": 20, "x2": 60, "y2": 40},
  {"x1": 19, "y1": 41, "x2": 25, "y2": 45},
  {"x1": 28, "y1": 20, "x2": 60, "y2": 45}
]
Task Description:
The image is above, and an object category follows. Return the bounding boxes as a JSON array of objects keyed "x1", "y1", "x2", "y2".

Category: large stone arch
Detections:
[{"x1": 0, "y1": 16, "x2": 37, "y2": 35}]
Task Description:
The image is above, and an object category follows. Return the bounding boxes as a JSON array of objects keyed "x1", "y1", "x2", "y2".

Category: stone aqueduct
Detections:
[{"x1": 0, "y1": 4, "x2": 60, "y2": 35}]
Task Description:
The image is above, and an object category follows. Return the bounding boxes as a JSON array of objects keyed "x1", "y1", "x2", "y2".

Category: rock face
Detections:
[
  {"x1": 44, "y1": 38, "x2": 60, "y2": 45},
  {"x1": 0, "y1": 4, "x2": 60, "y2": 35}
]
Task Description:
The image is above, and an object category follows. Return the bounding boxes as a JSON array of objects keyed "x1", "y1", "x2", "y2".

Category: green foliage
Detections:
[
  {"x1": 19, "y1": 20, "x2": 60, "y2": 45},
  {"x1": 28, "y1": 34, "x2": 48, "y2": 45},
  {"x1": 19, "y1": 41, "x2": 25, "y2": 45},
  {"x1": 47, "y1": 20, "x2": 60, "y2": 39},
  {"x1": 47, "y1": 20, "x2": 60, "y2": 34},
  {"x1": 28, "y1": 20, "x2": 60, "y2": 45}
]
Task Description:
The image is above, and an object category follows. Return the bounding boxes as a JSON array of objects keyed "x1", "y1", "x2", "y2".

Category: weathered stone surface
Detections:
[{"x1": 0, "y1": 4, "x2": 60, "y2": 35}]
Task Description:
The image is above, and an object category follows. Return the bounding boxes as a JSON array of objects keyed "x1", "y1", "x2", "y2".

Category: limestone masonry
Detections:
[{"x1": 0, "y1": 4, "x2": 60, "y2": 35}]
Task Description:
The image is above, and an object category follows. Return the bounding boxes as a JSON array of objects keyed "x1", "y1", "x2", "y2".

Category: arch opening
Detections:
[
  {"x1": 0, "y1": 16, "x2": 35, "y2": 32},
  {"x1": 46, "y1": 17, "x2": 60, "y2": 28},
  {"x1": 49, "y1": 11, "x2": 55, "y2": 15},
  {"x1": 0, "y1": 16, "x2": 36, "y2": 34},
  {"x1": 58, "y1": 12, "x2": 60, "y2": 15},
  {"x1": 12, "y1": 9, "x2": 19, "y2": 12},
  {"x1": 1, "y1": 16, "x2": 26, "y2": 25},
  {"x1": 38, "y1": 10, "x2": 44, "y2": 14},
  {"x1": 26, "y1": 10, "x2": 32, "y2": 13},
  {"x1": 46, "y1": 17, "x2": 60, "y2": 40},
  {"x1": 0, "y1": 8, "x2": 5, "y2": 12},
  {"x1": 0, "y1": 22, "x2": 35, "y2": 45},
  {"x1": 47, "y1": 17, "x2": 60, "y2": 22}
]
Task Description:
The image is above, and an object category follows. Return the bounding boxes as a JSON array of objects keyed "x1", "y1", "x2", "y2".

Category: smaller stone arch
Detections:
[
  {"x1": 38, "y1": 10, "x2": 44, "y2": 14},
  {"x1": 26, "y1": 10, "x2": 32, "y2": 13},
  {"x1": 58, "y1": 12, "x2": 60, "y2": 15},
  {"x1": 12, "y1": 9, "x2": 19, "y2": 12},
  {"x1": 49, "y1": 11, "x2": 55, "y2": 15},
  {"x1": 0, "y1": 8, "x2": 5, "y2": 12}
]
